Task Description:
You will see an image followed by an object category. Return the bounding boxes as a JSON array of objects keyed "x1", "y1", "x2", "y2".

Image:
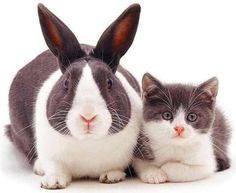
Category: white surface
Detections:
[{"x1": 0, "y1": 0, "x2": 236, "y2": 192}]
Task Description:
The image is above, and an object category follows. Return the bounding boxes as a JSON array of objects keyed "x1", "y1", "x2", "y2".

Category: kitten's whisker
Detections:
[
  {"x1": 212, "y1": 132, "x2": 231, "y2": 138},
  {"x1": 211, "y1": 142, "x2": 228, "y2": 156},
  {"x1": 188, "y1": 90, "x2": 206, "y2": 110},
  {"x1": 189, "y1": 101, "x2": 205, "y2": 110},
  {"x1": 167, "y1": 88, "x2": 173, "y2": 107},
  {"x1": 155, "y1": 85, "x2": 173, "y2": 109},
  {"x1": 212, "y1": 137, "x2": 229, "y2": 146},
  {"x1": 188, "y1": 88, "x2": 198, "y2": 108}
]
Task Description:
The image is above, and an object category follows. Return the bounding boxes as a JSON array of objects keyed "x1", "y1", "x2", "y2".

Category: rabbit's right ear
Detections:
[
  {"x1": 93, "y1": 4, "x2": 141, "y2": 73},
  {"x1": 38, "y1": 4, "x2": 85, "y2": 72}
]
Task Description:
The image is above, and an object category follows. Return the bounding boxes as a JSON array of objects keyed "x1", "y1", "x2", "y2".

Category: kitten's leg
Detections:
[
  {"x1": 99, "y1": 170, "x2": 126, "y2": 183},
  {"x1": 132, "y1": 159, "x2": 167, "y2": 184},
  {"x1": 40, "y1": 160, "x2": 72, "y2": 189},
  {"x1": 161, "y1": 162, "x2": 214, "y2": 182}
]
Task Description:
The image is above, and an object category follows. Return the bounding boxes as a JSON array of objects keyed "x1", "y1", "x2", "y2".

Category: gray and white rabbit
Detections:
[
  {"x1": 6, "y1": 3, "x2": 142, "y2": 189},
  {"x1": 133, "y1": 73, "x2": 231, "y2": 184}
]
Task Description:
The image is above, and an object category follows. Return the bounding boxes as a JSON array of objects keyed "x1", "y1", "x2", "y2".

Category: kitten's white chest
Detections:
[
  {"x1": 153, "y1": 145, "x2": 188, "y2": 165},
  {"x1": 151, "y1": 136, "x2": 216, "y2": 167}
]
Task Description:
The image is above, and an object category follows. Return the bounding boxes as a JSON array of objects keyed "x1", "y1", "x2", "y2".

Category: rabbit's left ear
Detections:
[
  {"x1": 38, "y1": 4, "x2": 85, "y2": 72},
  {"x1": 93, "y1": 4, "x2": 141, "y2": 72}
]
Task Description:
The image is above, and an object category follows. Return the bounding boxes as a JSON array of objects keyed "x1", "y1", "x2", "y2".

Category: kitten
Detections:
[{"x1": 133, "y1": 73, "x2": 231, "y2": 183}]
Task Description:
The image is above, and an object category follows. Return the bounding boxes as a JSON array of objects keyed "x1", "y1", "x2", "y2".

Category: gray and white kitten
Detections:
[{"x1": 133, "y1": 73, "x2": 231, "y2": 183}]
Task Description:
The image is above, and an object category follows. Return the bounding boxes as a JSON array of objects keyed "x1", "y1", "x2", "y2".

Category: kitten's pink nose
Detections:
[
  {"x1": 80, "y1": 115, "x2": 97, "y2": 124},
  {"x1": 174, "y1": 127, "x2": 185, "y2": 135}
]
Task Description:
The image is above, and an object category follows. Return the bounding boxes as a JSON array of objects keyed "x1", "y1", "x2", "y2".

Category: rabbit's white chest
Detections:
[{"x1": 37, "y1": 122, "x2": 138, "y2": 177}]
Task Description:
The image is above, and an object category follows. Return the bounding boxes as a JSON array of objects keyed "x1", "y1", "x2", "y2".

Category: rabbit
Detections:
[{"x1": 6, "y1": 3, "x2": 142, "y2": 189}]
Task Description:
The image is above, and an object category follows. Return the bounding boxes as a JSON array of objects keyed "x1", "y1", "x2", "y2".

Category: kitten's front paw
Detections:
[
  {"x1": 41, "y1": 174, "x2": 71, "y2": 189},
  {"x1": 161, "y1": 162, "x2": 178, "y2": 176},
  {"x1": 139, "y1": 167, "x2": 167, "y2": 184},
  {"x1": 99, "y1": 170, "x2": 126, "y2": 184}
]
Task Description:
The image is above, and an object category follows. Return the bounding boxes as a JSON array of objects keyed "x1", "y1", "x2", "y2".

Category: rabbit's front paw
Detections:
[
  {"x1": 99, "y1": 170, "x2": 126, "y2": 183},
  {"x1": 139, "y1": 167, "x2": 167, "y2": 184},
  {"x1": 40, "y1": 173, "x2": 71, "y2": 189},
  {"x1": 33, "y1": 159, "x2": 44, "y2": 176}
]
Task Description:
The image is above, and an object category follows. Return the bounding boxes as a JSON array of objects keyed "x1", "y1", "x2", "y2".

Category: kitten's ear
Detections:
[
  {"x1": 142, "y1": 73, "x2": 165, "y2": 99},
  {"x1": 38, "y1": 4, "x2": 85, "y2": 72},
  {"x1": 197, "y1": 77, "x2": 219, "y2": 103},
  {"x1": 93, "y1": 4, "x2": 141, "y2": 72},
  {"x1": 198, "y1": 77, "x2": 219, "y2": 98}
]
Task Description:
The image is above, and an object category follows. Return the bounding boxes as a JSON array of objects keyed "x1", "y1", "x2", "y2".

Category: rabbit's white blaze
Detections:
[{"x1": 67, "y1": 64, "x2": 112, "y2": 139}]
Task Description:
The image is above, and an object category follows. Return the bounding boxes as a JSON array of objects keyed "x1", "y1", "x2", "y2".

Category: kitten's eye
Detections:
[
  {"x1": 187, "y1": 113, "x2": 198, "y2": 122},
  {"x1": 107, "y1": 78, "x2": 113, "y2": 89},
  {"x1": 63, "y1": 79, "x2": 69, "y2": 90},
  {"x1": 162, "y1": 111, "x2": 173, "y2": 120}
]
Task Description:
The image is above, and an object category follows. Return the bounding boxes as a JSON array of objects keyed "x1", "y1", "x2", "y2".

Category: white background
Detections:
[{"x1": 0, "y1": 0, "x2": 235, "y2": 192}]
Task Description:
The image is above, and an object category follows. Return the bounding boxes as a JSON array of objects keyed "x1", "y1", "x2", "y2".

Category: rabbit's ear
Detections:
[
  {"x1": 93, "y1": 4, "x2": 141, "y2": 72},
  {"x1": 38, "y1": 4, "x2": 85, "y2": 72}
]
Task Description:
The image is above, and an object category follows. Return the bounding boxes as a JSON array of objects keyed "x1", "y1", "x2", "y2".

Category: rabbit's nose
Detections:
[{"x1": 80, "y1": 115, "x2": 97, "y2": 124}]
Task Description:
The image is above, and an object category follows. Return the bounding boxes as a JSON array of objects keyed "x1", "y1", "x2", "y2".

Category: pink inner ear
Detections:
[
  {"x1": 44, "y1": 14, "x2": 62, "y2": 49},
  {"x1": 112, "y1": 14, "x2": 134, "y2": 51},
  {"x1": 198, "y1": 91, "x2": 215, "y2": 104}
]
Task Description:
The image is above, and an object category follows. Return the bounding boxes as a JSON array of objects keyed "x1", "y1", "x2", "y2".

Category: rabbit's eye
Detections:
[
  {"x1": 63, "y1": 79, "x2": 69, "y2": 89},
  {"x1": 107, "y1": 78, "x2": 113, "y2": 89}
]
